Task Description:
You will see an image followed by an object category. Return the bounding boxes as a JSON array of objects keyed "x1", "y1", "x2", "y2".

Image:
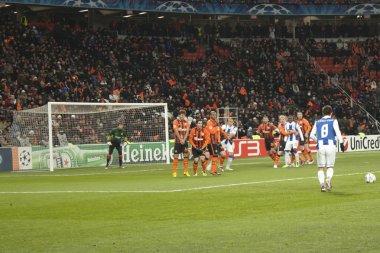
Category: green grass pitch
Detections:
[{"x1": 0, "y1": 151, "x2": 379, "y2": 253}]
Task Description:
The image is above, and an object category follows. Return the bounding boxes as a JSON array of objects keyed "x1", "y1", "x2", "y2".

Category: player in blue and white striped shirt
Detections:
[
  {"x1": 221, "y1": 118, "x2": 238, "y2": 171},
  {"x1": 310, "y1": 105, "x2": 345, "y2": 192},
  {"x1": 283, "y1": 115, "x2": 304, "y2": 168}
]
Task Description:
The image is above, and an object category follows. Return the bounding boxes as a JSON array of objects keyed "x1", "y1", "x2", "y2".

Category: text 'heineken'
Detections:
[{"x1": 123, "y1": 144, "x2": 167, "y2": 163}]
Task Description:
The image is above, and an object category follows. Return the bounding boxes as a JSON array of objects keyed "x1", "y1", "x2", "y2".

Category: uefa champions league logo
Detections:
[
  {"x1": 62, "y1": 0, "x2": 107, "y2": 8},
  {"x1": 156, "y1": 1, "x2": 197, "y2": 13},
  {"x1": 346, "y1": 4, "x2": 380, "y2": 15},
  {"x1": 248, "y1": 4, "x2": 292, "y2": 15}
]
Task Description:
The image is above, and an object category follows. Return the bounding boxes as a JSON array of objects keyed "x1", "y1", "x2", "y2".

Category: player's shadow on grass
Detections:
[{"x1": 327, "y1": 191, "x2": 355, "y2": 197}]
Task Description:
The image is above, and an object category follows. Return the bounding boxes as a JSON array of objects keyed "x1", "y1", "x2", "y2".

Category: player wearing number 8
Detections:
[
  {"x1": 310, "y1": 105, "x2": 345, "y2": 192},
  {"x1": 105, "y1": 122, "x2": 128, "y2": 169}
]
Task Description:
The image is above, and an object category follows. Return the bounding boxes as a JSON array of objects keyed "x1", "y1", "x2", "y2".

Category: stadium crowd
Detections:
[
  {"x1": 115, "y1": 20, "x2": 378, "y2": 39},
  {"x1": 1, "y1": 12, "x2": 379, "y2": 146}
]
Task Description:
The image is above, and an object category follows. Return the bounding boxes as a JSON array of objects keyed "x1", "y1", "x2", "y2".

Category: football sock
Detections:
[
  {"x1": 183, "y1": 157, "x2": 189, "y2": 173},
  {"x1": 118, "y1": 155, "x2": 122, "y2": 167},
  {"x1": 302, "y1": 149, "x2": 308, "y2": 160},
  {"x1": 284, "y1": 151, "x2": 290, "y2": 165},
  {"x1": 274, "y1": 154, "x2": 280, "y2": 165},
  {"x1": 226, "y1": 155, "x2": 233, "y2": 168},
  {"x1": 294, "y1": 152, "x2": 299, "y2": 165},
  {"x1": 290, "y1": 154, "x2": 295, "y2": 164},
  {"x1": 193, "y1": 162, "x2": 198, "y2": 174},
  {"x1": 219, "y1": 157, "x2": 225, "y2": 167},
  {"x1": 202, "y1": 160, "x2": 208, "y2": 172},
  {"x1": 308, "y1": 151, "x2": 313, "y2": 161},
  {"x1": 326, "y1": 167, "x2": 334, "y2": 181},
  {"x1": 206, "y1": 156, "x2": 213, "y2": 171},
  {"x1": 173, "y1": 158, "x2": 179, "y2": 173},
  {"x1": 106, "y1": 154, "x2": 111, "y2": 166},
  {"x1": 211, "y1": 157, "x2": 218, "y2": 173},
  {"x1": 318, "y1": 170, "x2": 325, "y2": 187}
]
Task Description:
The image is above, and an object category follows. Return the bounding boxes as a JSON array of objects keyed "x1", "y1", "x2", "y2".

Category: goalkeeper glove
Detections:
[
  {"x1": 107, "y1": 141, "x2": 112, "y2": 146},
  {"x1": 340, "y1": 143, "x2": 345, "y2": 152}
]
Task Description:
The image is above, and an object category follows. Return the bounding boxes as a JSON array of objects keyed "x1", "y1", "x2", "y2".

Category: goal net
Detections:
[{"x1": 11, "y1": 102, "x2": 170, "y2": 171}]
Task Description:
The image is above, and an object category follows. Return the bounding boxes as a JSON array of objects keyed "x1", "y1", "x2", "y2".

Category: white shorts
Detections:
[
  {"x1": 222, "y1": 141, "x2": 235, "y2": 153},
  {"x1": 284, "y1": 141, "x2": 298, "y2": 152},
  {"x1": 317, "y1": 145, "x2": 336, "y2": 167}
]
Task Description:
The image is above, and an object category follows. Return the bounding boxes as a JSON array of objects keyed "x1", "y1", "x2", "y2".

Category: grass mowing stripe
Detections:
[
  {"x1": 0, "y1": 160, "x2": 271, "y2": 178},
  {"x1": 1, "y1": 151, "x2": 377, "y2": 178},
  {"x1": 0, "y1": 168, "x2": 167, "y2": 178},
  {"x1": 0, "y1": 170, "x2": 377, "y2": 194},
  {"x1": 0, "y1": 152, "x2": 378, "y2": 253},
  {"x1": 0, "y1": 155, "x2": 349, "y2": 178}
]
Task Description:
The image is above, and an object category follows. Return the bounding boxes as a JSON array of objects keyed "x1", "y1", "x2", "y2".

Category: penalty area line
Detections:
[{"x1": 0, "y1": 171, "x2": 378, "y2": 194}]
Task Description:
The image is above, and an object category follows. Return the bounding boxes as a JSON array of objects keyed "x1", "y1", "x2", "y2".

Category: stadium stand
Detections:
[{"x1": 1, "y1": 9, "x2": 379, "y2": 146}]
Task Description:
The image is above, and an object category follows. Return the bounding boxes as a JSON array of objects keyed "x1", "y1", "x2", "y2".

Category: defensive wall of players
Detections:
[{"x1": 1, "y1": 135, "x2": 379, "y2": 171}]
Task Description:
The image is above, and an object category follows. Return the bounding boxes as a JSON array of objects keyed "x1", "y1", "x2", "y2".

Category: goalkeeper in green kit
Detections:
[{"x1": 105, "y1": 122, "x2": 128, "y2": 169}]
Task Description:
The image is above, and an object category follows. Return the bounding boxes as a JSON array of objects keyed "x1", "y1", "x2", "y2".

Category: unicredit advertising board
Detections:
[
  {"x1": 338, "y1": 135, "x2": 380, "y2": 153},
  {"x1": 233, "y1": 135, "x2": 380, "y2": 158}
]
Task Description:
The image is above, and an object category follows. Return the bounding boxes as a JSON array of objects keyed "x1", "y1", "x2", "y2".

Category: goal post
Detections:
[
  {"x1": 47, "y1": 102, "x2": 54, "y2": 171},
  {"x1": 12, "y1": 102, "x2": 170, "y2": 171}
]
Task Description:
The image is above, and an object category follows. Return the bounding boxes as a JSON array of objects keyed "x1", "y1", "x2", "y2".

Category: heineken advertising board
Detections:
[
  {"x1": 32, "y1": 143, "x2": 174, "y2": 169},
  {"x1": 28, "y1": 135, "x2": 380, "y2": 169}
]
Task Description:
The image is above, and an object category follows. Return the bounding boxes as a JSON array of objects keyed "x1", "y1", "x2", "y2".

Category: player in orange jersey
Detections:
[
  {"x1": 276, "y1": 115, "x2": 296, "y2": 168},
  {"x1": 257, "y1": 116, "x2": 279, "y2": 168},
  {"x1": 205, "y1": 111, "x2": 229, "y2": 176},
  {"x1": 189, "y1": 120, "x2": 210, "y2": 176},
  {"x1": 297, "y1": 111, "x2": 314, "y2": 164},
  {"x1": 172, "y1": 110, "x2": 191, "y2": 177}
]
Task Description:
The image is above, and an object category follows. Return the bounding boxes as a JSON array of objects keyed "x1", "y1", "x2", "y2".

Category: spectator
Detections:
[{"x1": 0, "y1": 10, "x2": 379, "y2": 146}]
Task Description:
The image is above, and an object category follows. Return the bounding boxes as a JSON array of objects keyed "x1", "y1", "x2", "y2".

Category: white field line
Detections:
[{"x1": 0, "y1": 171, "x2": 378, "y2": 194}]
